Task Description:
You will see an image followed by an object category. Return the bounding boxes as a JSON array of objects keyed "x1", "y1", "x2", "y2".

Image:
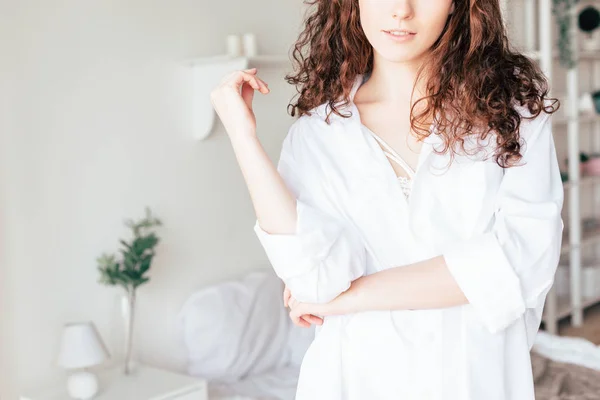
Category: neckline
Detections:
[
  {"x1": 350, "y1": 74, "x2": 431, "y2": 203},
  {"x1": 360, "y1": 123, "x2": 417, "y2": 179}
]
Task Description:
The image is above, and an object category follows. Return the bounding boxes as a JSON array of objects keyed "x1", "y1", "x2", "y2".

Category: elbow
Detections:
[
  {"x1": 284, "y1": 230, "x2": 367, "y2": 304},
  {"x1": 284, "y1": 270, "x2": 355, "y2": 304},
  {"x1": 262, "y1": 229, "x2": 367, "y2": 304},
  {"x1": 442, "y1": 231, "x2": 545, "y2": 335},
  {"x1": 253, "y1": 200, "x2": 368, "y2": 304}
]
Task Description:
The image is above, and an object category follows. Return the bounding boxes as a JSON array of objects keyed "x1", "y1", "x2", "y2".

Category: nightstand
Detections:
[{"x1": 20, "y1": 364, "x2": 209, "y2": 400}]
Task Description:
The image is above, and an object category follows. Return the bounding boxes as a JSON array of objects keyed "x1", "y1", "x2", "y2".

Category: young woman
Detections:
[{"x1": 210, "y1": 0, "x2": 563, "y2": 398}]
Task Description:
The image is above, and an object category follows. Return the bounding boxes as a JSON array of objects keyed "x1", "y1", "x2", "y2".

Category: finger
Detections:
[
  {"x1": 243, "y1": 67, "x2": 257, "y2": 74},
  {"x1": 257, "y1": 77, "x2": 271, "y2": 93},
  {"x1": 252, "y1": 75, "x2": 269, "y2": 90},
  {"x1": 291, "y1": 311, "x2": 310, "y2": 328},
  {"x1": 300, "y1": 316, "x2": 314, "y2": 327},
  {"x1": 226, "y1": 71, "x2": 262, "y2": 92},
  {"x1": 236, "y1": 71, "x2": 269, "y2": 94},
  {"x1": 241, "y1": 81, "x2": 255, "y2": 109},
  {"x1": 303, "y1": 314, "x2": 324, "y2": 325},
  {"x1": 240, "y1": 71, "x2": 269, "y2": 93},
  {"x1": 283, "y1": 287, "x2": 291, "y2": 308}
]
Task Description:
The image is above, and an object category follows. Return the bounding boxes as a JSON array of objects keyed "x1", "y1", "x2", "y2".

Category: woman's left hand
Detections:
[
  {"x1": 287, "y1": 296, "x2": 325, "y2": 328},
  {"x1": 286, "y1": 279, "x2": 363, "y2": 327}
]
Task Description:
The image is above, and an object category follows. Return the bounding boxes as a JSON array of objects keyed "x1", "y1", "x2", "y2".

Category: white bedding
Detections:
[
  {"x1": 532, "y1": 330, "x2": 600, "y2": 371},
  {"x1": 179, "y1": 269, "x2": 312, "y2": 400},
  {"x1": 179, "y1": 270, "x2": 600, "y2": 400}
]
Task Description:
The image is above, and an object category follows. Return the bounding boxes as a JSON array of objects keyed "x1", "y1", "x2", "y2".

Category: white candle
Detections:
[
  {"x1": 242, "y1": 33, "x2": 257, "y2": 57},
  {"x1": 226, "y1": 34, "x2": 242, "y2": 57}
]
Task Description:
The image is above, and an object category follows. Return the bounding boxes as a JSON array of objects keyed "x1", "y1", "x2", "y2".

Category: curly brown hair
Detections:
[{"x1": 285, "y1": 0, "x2": 560, "y2": 167}]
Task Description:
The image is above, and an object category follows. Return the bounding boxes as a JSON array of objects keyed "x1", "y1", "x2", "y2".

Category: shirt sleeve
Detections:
[
  {"x1": 441, "y1": 111, "x2": 564, "y2": 334},
  {"x1": 253, "y1": 118, "x2": 367, "y2": 304}
]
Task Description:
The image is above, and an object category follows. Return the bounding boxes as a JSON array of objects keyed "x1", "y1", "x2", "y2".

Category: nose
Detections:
[{"x1": 392, "y1": 1, "x2": 413, "y2": 20}]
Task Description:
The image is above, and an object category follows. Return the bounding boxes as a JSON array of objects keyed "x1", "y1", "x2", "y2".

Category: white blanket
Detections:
[
  {"x1": 180, "y1": 270, "x2": 600, "y2": 400},
  {"x1": 533, "y1": 330, "x2": 600, "y2": 371}
]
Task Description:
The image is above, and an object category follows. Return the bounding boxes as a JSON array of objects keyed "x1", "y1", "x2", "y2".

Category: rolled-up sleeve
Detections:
[
  {"x1": 442, "y1": 111, "x2": 564, "y2": 334},
  {"x1": 253, "y1": 119, "x2": 367, "y2": 304}
]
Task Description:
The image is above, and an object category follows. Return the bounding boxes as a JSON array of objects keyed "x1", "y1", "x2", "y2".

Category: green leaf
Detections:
[
  {"x1": 97, "y1": 207, "x2": 161, "y2": 288},
  {"x1": 139, "y1": 255, "x2": 152, "y2": 276},
  {"x1": 133, "y1": 277, "x2": 150, "y2": 288}
]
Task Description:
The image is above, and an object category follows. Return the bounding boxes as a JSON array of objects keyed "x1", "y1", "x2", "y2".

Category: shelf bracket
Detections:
[{"x1": 191, "y1": 57, "x2": 249, "y2": 141}]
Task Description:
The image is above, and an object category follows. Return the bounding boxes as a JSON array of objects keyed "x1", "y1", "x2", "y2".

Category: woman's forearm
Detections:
[
  {"x1": 229, "y1": 135, "x2": 297, "y2": 235},
  {"x1": 314, "y1": 256, "x2": 469, "y2": 316},
  {"x1": 352, "y1": 256, "x2": 468, "y2": 312}
]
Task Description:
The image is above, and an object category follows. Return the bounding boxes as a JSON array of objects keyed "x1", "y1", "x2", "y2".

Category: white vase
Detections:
[{"x1": 121, "y1": 289, "x2": 136, "y2": 375}]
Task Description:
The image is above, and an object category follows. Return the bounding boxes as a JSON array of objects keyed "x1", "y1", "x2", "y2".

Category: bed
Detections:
[
  {"x1": 178, "y1": 269, "x2": 600, "y2": 400},
  {"x1": 178, "y1": 269, "x2": 310, "y2": 400}
]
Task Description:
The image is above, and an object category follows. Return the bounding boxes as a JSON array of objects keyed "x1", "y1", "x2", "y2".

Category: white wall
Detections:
[
  {"x1": 0, "y1": 0, "x2": 305, "y2": 397},
  {"x1": 1, "y1": 0, "x2": 585, "y2": 398}
]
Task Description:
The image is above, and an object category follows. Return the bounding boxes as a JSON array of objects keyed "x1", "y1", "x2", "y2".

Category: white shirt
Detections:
[{"x1": 253, "y1": 73, "x2": 564, "y2": 400}]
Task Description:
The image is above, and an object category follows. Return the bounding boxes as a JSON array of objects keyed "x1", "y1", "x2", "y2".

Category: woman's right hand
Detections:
[{"x1": 209, "y1": 67, "x2": 270, "y2": 140}]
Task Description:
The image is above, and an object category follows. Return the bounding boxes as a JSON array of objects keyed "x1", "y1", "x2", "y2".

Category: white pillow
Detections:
[{"x1": 178, "y1": 269, "x2": 291, "y2": 383}]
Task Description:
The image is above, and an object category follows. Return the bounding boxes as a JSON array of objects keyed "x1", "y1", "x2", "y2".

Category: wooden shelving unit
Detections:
[
  {"x1": 561, "y1": 220, "x2": 600, "y2": 253},
  {"x1": 502, "y1": 0, "x2": 600, "y2": 334},
  {"x1": 549, "y1": 292, "x2": 600, "y2": 321},
  {"x1": 524, "y1": 0, "x2": 600, "y2": 334}
]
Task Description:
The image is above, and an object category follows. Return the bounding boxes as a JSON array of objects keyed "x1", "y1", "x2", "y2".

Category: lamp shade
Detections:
[{"x1": 57, "y1": 321, "x2": 110, "y2": 369}]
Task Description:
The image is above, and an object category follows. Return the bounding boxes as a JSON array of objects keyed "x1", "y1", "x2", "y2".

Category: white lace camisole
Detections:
[{"x1": 360, "y1": 124, "x2": 416, "y2": 200}]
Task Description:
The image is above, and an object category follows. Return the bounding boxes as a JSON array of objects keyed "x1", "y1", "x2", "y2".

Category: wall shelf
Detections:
[
  {"x1": 563, "y1": 175, "x2": 600, "y2": 190},
  {"x1": 542, "y1": 293, "x2": 600, "y2": 323},
  {"x1": 525, "y1": 49, "x2": 600, "y2": 61},
  {"x1": 561, "y1": 223, "x2": 600, "y2": 254},
  {"x1": 554, "y1": 113, "x2": 600, "y2": 125},
  {"x1": 188, "y1": 54, "x2": 291, "y2": 68},
  {"x1": 189, "y1": 54, "x2": 291, "y2": 140}
]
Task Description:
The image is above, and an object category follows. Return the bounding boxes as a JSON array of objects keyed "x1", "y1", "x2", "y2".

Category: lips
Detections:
[
  {"x1": 383, "y1": 29, "x2": 416, "y2": 35},
  {"x1": 382, "y1": 29, "x2": 416, "y2": 42}
]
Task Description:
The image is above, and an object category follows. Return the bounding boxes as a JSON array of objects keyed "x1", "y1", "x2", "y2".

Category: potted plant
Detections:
[
  {"x1": 97, "y1": 207, "x2": 162, "y2": 375},
  {"x1": 583, "y1": 152, "x2": 600, "y2": 176},
  {"x1": 552, "y1": 0, "x2": 577, "y2": 69},
  {"x1": 578, "y1": 3, "x2": 600, "y2": 51},
  {"x1": 563, "y1": 151, "x2": 600, "y2": 179}
]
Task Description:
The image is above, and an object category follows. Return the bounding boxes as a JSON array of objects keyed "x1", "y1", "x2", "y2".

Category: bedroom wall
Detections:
[
  {"x1": 0, "y1": 1, "x2": 583, "y2": 398},
  {"x1": 0, "y1": 0, "x2": 305, "y2": 397}
]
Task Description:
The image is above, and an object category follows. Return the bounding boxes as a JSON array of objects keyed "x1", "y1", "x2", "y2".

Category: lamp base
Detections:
[{"x1": 66, "y1": 371, "x2": 99, "y2": 400}]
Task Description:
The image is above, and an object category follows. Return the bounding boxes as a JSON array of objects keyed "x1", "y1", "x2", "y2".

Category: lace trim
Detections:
[{"x1": 397, "y1": 176, "x2": 412, "y2": 199}]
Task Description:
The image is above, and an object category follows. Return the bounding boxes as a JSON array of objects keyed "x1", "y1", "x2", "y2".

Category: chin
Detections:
[{"x1": 377, "y1": 49, "x2": 426, "y2": 64}]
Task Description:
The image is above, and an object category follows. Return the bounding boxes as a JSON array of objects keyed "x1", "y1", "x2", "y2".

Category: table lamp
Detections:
[{"x1": 57, "y1": 321, "x2": 110, "y2": 399}]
